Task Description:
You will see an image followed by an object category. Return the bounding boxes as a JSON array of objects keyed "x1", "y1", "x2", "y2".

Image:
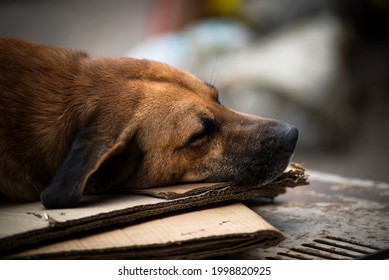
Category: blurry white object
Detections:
[
  {"x1": 213, "y1": 13, "x2": 340, "y2": 108},
  {"x1": 126, "y1": 19, "x2": 252, "y2": 72}
]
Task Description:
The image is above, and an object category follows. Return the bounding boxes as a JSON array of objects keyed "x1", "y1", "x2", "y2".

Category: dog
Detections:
[{"x1": 0, "y1": 38, "x2": 298, "y2": 209}]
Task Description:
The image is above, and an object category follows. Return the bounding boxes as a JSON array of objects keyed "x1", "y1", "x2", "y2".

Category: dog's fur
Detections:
[{"x1": 0, "y1": 38, "x2": 298, "y2": 208}]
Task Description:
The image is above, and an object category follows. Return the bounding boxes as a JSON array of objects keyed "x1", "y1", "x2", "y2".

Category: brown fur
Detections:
[{"x1": 0, "y1": 38, "x2": 298, "y2": 208}]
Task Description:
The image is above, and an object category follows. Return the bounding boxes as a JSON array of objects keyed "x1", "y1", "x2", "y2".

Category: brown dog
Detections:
[{"x1": 0, "y1": 38, "x2": 298, "y2": 209}]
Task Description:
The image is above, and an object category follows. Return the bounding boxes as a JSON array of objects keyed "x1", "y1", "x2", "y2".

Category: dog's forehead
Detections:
[{"x1": 138, "y1": 59, "x2": 219, "y2": 101}]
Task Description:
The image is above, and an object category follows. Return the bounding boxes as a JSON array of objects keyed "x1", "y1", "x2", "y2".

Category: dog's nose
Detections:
[{"x1": 280, "y1": 124, "x2": 298, "y2": 152}]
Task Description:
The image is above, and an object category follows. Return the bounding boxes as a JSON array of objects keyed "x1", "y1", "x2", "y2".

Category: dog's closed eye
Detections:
[{"x1": 186, "y1": 118, "x2": 217, "y2": 147}]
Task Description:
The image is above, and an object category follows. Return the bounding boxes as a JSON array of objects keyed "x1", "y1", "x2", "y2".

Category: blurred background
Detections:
[{"x1": 0, "y1": 0, "x2": 388, "y2": 182}]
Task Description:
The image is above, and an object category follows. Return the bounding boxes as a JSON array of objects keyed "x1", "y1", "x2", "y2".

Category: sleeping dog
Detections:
[{"x1": 0, "y1": 38, "x2": 298, "y2": 208}]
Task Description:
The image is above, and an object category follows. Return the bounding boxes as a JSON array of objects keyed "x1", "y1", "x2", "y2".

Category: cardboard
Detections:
[
  {"x1": 7, "y1": 204, "x2": 285, "y2": 259},
  {"x1": 0, "y1": 163, "x2": 307, "y2": 255},
  {"x1": 136, "y1": 163, "x2": 307, "y2": 199}
]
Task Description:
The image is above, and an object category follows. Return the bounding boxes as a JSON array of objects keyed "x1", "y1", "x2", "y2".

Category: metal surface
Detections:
[{"x1": 233, "y1": 171, "x2": 389, "y2": 259}]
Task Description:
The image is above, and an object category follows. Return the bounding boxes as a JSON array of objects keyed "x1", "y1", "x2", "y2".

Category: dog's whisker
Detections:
[{"x1": 207, "y1": 60, "x2": 221, "y2": 87}]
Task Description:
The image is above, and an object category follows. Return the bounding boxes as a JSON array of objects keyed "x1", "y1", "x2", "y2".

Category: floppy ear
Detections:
[{"x1": 40, "y1": 125, "x2": 137, "y2": 209}]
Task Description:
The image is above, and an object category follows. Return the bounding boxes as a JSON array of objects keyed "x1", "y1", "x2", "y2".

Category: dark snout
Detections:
[
  {"x1": 203, "y1": 115, "x2": 299, "y2": 187},
  {"x1": 279, "y1": 123, "x2": 299, "y2": 153}
]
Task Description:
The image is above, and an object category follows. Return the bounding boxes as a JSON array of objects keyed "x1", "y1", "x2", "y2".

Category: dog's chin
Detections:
[
  {"x1": 237, "y1": 157, "x2": 293, "y2": 187},
  {"x1": 254, "y1": 168, "x2": 286, "y2": 186}
]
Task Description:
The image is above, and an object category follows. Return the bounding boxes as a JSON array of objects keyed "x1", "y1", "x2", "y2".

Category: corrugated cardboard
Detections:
[
  {"x1": 0, "y1": 163, "x2": 307, "y2": 255},
  {"x1": 135, "y1": 163, "x2": 306, "y2": 199},
  {"x1": 7, "y1": 203, "x2": 285, "y2": 259}
]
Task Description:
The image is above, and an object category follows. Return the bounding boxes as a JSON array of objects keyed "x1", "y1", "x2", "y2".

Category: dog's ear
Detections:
[{"x1": 40, "y1": 124, "x2": 137, "y2": 209}]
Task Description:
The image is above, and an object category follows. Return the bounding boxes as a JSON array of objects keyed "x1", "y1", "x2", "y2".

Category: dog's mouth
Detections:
[
  {"x1": 235, "y1": 151, "x2": 295, "y2": 187},
  {"x1": 255, "y1": 155, "x2": 294, "y2": 186}
]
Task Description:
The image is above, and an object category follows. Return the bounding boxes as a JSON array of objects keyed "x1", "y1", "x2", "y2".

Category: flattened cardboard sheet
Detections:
[
  {"x1": 0, "y1": 163, "x2": 307, "y2": 254},
  {"x1": 7, "y1": 204, "x2": 285, "y2": 259}
]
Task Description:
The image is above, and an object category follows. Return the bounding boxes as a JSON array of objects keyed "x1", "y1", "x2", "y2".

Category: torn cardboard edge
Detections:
[
  {"x1": 7, "y1": 204, "x2": 285, "y2": 260},
  {"x1": 0, "y1": 163, "x2": 308, "y2": 254},
  {"x1": 135, "y1": 162, "x2": 308, "y2": 199}
]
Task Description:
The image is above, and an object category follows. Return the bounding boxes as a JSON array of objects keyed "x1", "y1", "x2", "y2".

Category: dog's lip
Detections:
[{"x1": 241, "y1": 155, "x2": 294, "y2": 186}]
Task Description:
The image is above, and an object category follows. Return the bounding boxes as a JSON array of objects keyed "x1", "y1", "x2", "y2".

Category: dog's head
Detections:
[
  {"x1": 129, "y1": 65, "x2": 298, "y2": 189},
  {"x1": 41, "y1": 59, "x2": 298, "y2": 208},
  {"x1": 85, "y1": 59, "x2": 298, "y2": 190}
]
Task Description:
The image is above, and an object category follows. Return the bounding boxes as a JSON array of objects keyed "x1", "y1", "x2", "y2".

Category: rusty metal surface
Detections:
[{"x1": 232, "y1": 171, "x2": 389, "y2": 259}]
